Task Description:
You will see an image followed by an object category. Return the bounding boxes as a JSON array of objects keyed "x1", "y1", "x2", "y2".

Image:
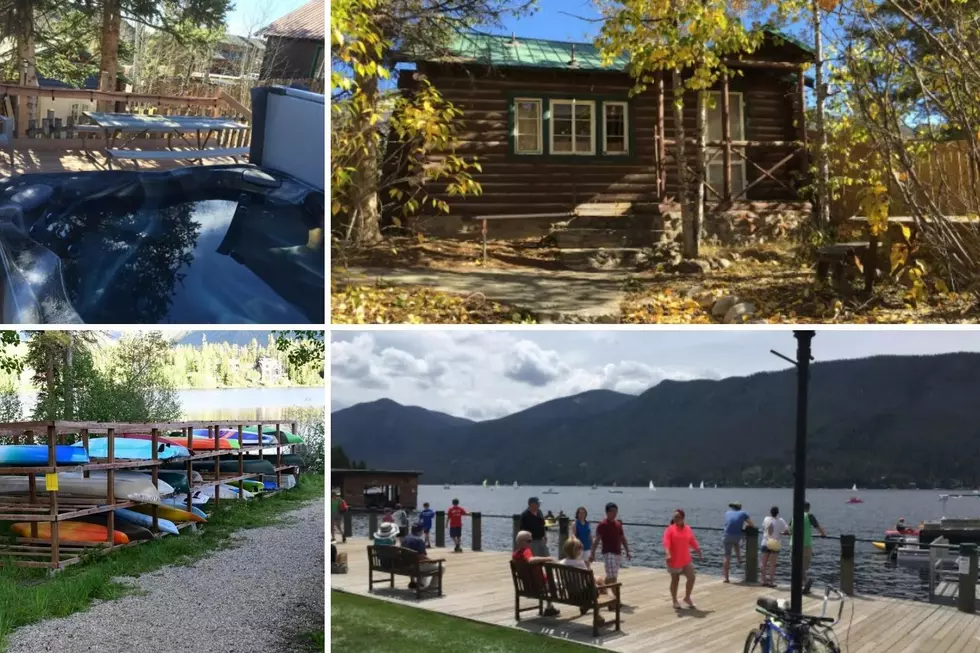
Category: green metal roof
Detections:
[{"x1": 402, "y1": 29, "x2": 812, "y2": 71}]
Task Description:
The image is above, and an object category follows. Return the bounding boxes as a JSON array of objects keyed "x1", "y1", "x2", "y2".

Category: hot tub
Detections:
[{"x1": 0, "y1": 164, "x2": 324, "y2": 323}]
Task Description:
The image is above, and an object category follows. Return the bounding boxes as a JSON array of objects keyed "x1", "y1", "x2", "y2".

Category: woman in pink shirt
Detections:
[{"x1": 663, "y1": 509, "x2": 703, "y2": 609}]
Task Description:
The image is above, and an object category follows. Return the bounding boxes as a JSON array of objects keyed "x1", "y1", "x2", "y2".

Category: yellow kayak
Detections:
[
  {"x1": 545, "y1": 519, "x2": 558, "y2": 530},
  {"x1": 131, "y1": 503, "x2": 206, "y2": 524},
  {"x1": 872, "y1": 541, "x2": 886, "y2": 551}
]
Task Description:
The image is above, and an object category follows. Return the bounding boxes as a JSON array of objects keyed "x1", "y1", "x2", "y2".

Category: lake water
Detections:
[{"x1": 349, "y1": 484, "x2": 980, "y2": 602}]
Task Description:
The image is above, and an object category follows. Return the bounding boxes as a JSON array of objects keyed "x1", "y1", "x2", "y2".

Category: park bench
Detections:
[
  {"x1": 815, "y1": 240, "x2": 876, "y2": 294},
  {"x1": 510, "y1": 560, "x2": 622, "y2": 637},
  {"x1": 367, "y1": 545, "x2": 445, "y2": 600}
]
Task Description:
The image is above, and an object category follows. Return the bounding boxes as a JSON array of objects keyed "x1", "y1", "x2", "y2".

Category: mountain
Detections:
[
  {"x1": 331, "y1": 353, "x2": 980, "y2": 489},
  {"x1": 177, "y1": 331, "x2": 276, "y2": 347}
]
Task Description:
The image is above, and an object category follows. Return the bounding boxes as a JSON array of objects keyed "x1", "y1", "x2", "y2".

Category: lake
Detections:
[{"x1": 349, "y1": 484, "x2": 980, "y2": 602}]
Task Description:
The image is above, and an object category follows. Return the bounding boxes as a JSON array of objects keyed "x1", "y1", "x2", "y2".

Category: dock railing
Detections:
[{"x1": 340, "y1": 510, "x2": 979, "y2": 613}]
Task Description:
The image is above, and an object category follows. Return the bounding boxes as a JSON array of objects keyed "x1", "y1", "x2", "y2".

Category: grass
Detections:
[
  {"x1": 331, "y1": 591, "x2": 592, "y2": 653},
  {"x1": 0, "y1": 473, "x2": 324, "y2": 650},
  {"x1": 298, "y1": 629, "x2": 326, "y2": 652}
]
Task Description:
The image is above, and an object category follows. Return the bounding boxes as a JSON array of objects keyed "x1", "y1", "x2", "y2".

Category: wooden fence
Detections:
[{"x1": 828, "y1": 139, "x2": 978, "y2": 221}]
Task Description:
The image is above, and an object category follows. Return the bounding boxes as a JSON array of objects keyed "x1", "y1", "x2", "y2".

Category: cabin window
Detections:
[
  {"x1": 706, "y1": 91, "x2": 746, "y2": 197},
  {"x1": 550, "y1": 99, "x2": 595, "y2": 155},
  {"x1": 603, "y1": 102, "x2": 629, "y2": 155},
  {"x1": 514, "y1": 98, "x2": 543, "y2": 155}
]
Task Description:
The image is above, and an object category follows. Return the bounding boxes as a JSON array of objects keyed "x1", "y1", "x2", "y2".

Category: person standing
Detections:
[
  {"x1": 589, "y1": 502, "x2": 631, "y2": 590},
  {"x1": 447, "y1": 498, "x2": 468, "y2": 552},
  {"x1": 419, "y1": 502, "x2": 436, "y2": 547},
  {"x1": 790, "y1": 500, "x2": 827, "y2": 594},
  {"x1": 664, "y1": 509, "x2": 703, "y2": 609},
  {"x1": 722, "y1": 502, "x2": 754, "y2": 583},
  {"x1": 520, "y1": 496, "x2": 549, "y2": 558},
  {"x1": 761, "y1": 506, "x2": 790, "y2": 588},
  {"x1": 392, "y1": 503, "x2": 410, "y2": 540},
  {"x1": 574, "y1": 507, "x2": 593, "y2": 565},
  {"x1": 330, "y1": 489, "x2": 346, "y2": 542}
]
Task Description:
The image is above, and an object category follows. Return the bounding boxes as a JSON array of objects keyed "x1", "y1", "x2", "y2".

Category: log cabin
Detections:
[{"x1": 389, "y1": 30, "x2": 816, "y2": 251}]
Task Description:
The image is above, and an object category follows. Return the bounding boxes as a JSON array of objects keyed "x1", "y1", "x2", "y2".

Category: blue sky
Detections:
[
  {"x1": 225, "y1": 0, "x2": 309, "y2": 36},
  {"x1": 331, "y1": 329, "x2": 980, "y2": 420}
]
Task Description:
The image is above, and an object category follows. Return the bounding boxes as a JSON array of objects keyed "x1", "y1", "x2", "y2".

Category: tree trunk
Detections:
[
  {"x1": 812, "y1": 0, "x2": 830, "y2": 227},
  {"x1": 693, "y1": 89, "x2": 707, "y2": 259},
  {"x1": 350, "y1": 71, "x2": 383, "y2": 245},
  {"x1": 99, "y1": 0, "x2": 121, "y2": 110},
  {"x1": 673, "y1": 69, "x2": 694, "y2": 258},
  {"x1": 63, "y1": 336, "x2": 73, "y2": 421},
  {"x1": 14, "y1": 0, "x2": 38, "y2": 137}
]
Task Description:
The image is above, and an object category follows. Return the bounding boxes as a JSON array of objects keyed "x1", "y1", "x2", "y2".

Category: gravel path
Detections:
[{"x1": 6, "y1": 498, "x2": 324, "y2": 653}]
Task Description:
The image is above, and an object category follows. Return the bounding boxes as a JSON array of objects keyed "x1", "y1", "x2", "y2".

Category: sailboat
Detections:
[
  {"x1": 852, "y1": 483, "x2": 858, "y2": 491},
  {"x1": 443, "y1": 484, "x2": 451, "y2": 489},
  {"x1": 591, "y1": 483, "x2": 598, "y2": 490},
  {"x1": 699, "y1": 481, "x2": 705, "y2": 489},
  {"x1": 495, "y1": 480, "x2": 499, "y2": 488},
  {"x1": 714, "y1": 484, "x2": 718, "y2": 489},
  {"x1": 689, "y1": 482, "x2": 694, "y2": 489},
  {"x1": 513, "y1": 481, "x2": 518, "y2": 488},
  {"x1": 649, "y1": 481, "x2": 656, "y2": 491},
  {"x1": 482, "y1": 479, "x2": 488, "y2": 488}
]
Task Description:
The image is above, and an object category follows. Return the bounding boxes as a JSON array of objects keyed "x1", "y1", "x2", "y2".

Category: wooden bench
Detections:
[
  {"x1": 510, "y1": 560, "x2": 622, "y2": 637},
  {"x1": 816, "y1": 240, "x2": 876, "y2": 294},
  {"x1": 368, "y1": 545, "x2": 444, "y2": 600}
]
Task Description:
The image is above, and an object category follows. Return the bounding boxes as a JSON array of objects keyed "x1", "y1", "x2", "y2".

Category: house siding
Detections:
[
  {"x1": 393, "y1": 60, "x2": 806, "y2": 236},
  {"x1": 260, "y1": 36, "x2": 323, "y2": 79}
]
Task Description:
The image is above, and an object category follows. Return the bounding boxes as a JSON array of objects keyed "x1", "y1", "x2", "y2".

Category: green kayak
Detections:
[
  {"x1": 262, "y1": 453, "x2": 304, "y2": 468},
  {"x1": 238, "y1": 480, "x2": 265, "y2": 492},
  {"x1": 161, "y1": 459, "x2": 277, "y2": 475},
  {"x1": 244, "y1": 426, "x2": 304, "y2": 444}
]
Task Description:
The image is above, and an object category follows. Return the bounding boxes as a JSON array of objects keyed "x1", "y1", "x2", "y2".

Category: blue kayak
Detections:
[
  {"x1": 0, "y1": 445, "x2": 90, "y2": 466},
  {"x1": 75, "y1": 438, "x2": 189, "y2": 460},
  {"x1": 114, "y1": 508, "x2": 179, "y2": 535}
]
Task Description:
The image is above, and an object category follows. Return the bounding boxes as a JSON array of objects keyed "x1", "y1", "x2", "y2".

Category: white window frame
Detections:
[
  {"x1": 549, "y1": 99, "x2": 596, "y2": 156},
  {"x1": 513, "y1": 97, "x2": 543, "y2": 155},
  {"x1": 602, "y1": 101, "x2": 630, "y2": 155},
  {"x1": 706, "y1": 91, "x2": 747, "y2": 194}
]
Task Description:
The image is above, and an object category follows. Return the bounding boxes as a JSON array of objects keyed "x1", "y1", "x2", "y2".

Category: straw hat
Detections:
[{"x1": 375, "y1": 522, "x2": 398, "y2": 540}]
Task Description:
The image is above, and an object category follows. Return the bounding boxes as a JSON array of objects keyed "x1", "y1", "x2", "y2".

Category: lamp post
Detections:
[{"x1": 772, "y1": 330, "x2": 815, "y2": 615}]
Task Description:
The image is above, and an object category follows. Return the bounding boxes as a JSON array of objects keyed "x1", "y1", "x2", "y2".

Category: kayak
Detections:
[
  {"x1": 872, "y1": 541, "x2": 886, "y2": 551},
  {"x1": 162, "y1": 459, "x2": 276, "y2": 475},
  {"x1": 160, "y1": 498, "x2": 209, "y2": 520},
  {"x1": 157, "y1": 471, "x2": 190, "y2": 495},
  {"x1": 545, "y1": 520, "x2": 558, "y2": 530},
  {"x1": 76, "y1": 514, "x2": 155, "y2": 541},
  {"x1": 0, "y1": 472, "x2": 164, "y2": 503},
  {"x1": 129, "y1": 503, "x2": 206, "y2": 524},
  {"x1": 128, "y1": 433, "x2": 238, "y2": 451},
  {"x1": 0, "y1": 445, "x2": 89, "y2": 466},
  {"x1": 196, "y1": 484, "x2": 255, "y2": 500},
  {"x1": 237, "y1": 480, "x2": 265, "y2": 493},
  {"x1": 76, "y1": 438, "x2": 189, "y2": 460},
  {"x1": 245, "y1": 426, "x2": 304, "y2": 444},
  {"x1": 11, "y1": 521, "x2": 129, "y2": 545},
  {"x1": 262, "y1": 453, "x2": 305, "y2": 468},
  {"x1": 192, "y1": 428, "x2": 277, "y2": 445},
  {"x1": 114, "y1": 508, "x2": 179, "y2": 536},
  {"x1": 86, "y1": 471, "x2": 175, "y2": 496}
]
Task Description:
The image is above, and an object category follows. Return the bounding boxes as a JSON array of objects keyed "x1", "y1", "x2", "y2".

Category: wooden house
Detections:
[{"x1": 391, "y1": 30, "x2": 815, "y2": 248}]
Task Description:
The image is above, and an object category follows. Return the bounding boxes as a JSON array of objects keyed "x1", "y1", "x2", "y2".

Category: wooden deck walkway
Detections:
[
  {"x1": 331, "y1": 538, "x2": 980, "y2": 653},
  {"x1": 3, "y1": 144, "x2": 243, "y2": 176}
]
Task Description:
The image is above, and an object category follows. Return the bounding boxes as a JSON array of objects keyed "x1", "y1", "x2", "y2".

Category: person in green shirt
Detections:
[{"x1": 790, "y1": 500, "x2": 827, "y2": 594}]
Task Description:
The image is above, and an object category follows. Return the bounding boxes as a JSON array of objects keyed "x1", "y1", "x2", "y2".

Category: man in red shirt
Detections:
[
  {"x1": 589, "y1": 502, "x2": 631, "y2": 586},
  {"x1": 447, "y1": 498, "x2": 468, "y2": 553}
]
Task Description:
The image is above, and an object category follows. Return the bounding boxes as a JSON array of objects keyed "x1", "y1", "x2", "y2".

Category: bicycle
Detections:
[{"x1": 743, "y1": 586, "x2": 846, "y2": 653}]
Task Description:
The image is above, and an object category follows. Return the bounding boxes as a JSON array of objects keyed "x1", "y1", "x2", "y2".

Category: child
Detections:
[
  {"x1": 419, "y1": 502, "x2": 436, "y2": 547},
  {"x1": 589, "y1": 502, "x2": 631, "y2": 588},
  {"x1": 447, "y1": 498, "x2": 468, "y2": 553}
]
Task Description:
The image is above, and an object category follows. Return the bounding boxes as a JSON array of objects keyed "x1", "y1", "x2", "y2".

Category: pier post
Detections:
[
  {"x1": 744, "y1": 525, "x2": 759, "y2": 583},
  {"x1": 435, "y1": 511, "x2": 446, "y2": 547},
  {"x1": 472, "y1": 513, "x2": 482, "y2": 552},
  {"x1": 958, "y1": 543, "x2": 978, "y2": 613},
  {"x1": 512, "y1": 514, "x2": 521, "y2": 551},
  {"x1": 558, "y1": 516, "x2": 570, "y2": 557},
  {"x1": 343, "y1": 512, "x2": 352, "y2": 541},
  {"x1": 368, "y1": 512, "x2": 378, "y2": 539},
  {"x1": 840, "y1": 534, "x2": 856, "y2": 596}
]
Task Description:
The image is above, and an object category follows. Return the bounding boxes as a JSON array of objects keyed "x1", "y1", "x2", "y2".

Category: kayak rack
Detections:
[{"x1": 0, "y1": 419, "x2": 303, "y2": 572}]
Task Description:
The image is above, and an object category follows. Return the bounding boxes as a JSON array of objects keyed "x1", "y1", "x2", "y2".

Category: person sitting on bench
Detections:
[
  {"x1": 513, "y1": 530, "x2": 560, "y2": 617},
  {"x1": 401, "y1": 522, "x2": 440, "y2": 590}
]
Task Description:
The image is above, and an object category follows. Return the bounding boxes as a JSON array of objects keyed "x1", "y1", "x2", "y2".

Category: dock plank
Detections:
[{"x1": 331, "y1": 539, "x2": 980, "y2": 653}]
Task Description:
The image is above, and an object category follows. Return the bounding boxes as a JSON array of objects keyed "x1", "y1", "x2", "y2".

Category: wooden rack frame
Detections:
[{"x1": 0, "y1": 419, "x2": 301, "y2": 570}]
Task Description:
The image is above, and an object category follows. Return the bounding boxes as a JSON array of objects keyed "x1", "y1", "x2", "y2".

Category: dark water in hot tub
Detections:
[{"x1": 18, "y1": 166, "x2": 324, "y2": 323}]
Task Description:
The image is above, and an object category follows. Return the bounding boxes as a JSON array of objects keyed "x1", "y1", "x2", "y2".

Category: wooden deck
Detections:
[
  {"x1": 2, "y1": 143, "x2": 244, "y2": 176},
  {"x1": 331, "y1": 538, "x2": 980, "y2": 653}
]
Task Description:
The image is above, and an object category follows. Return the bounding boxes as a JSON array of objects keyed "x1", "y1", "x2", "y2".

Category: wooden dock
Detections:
[{"x1": 331, "y1": 538, "x2": 980, "y2": 653}]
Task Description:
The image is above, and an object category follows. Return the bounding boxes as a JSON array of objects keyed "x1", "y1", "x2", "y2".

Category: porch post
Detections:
[
  {"x1": 656, "y1": 72, "x2": 666, "y2": 198},
  {"x1": 721, "y1": 70, "x2": 732, "y2": 202},
  {"x1": 797, "y1": 67, "x2": 809, "y2": 193}
]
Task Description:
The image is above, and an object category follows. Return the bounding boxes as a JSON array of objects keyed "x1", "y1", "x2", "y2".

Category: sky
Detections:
[
  {"x1": 225, "y1": 0, "x2": 309, "y2": 36},
  {"x1": 331, "y1": 329, "x2": 980, "y2": 420}
]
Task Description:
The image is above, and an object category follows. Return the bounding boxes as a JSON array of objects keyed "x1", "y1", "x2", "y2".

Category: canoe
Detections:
[
  {"x1": 76, "y1": 438, "x2": 189, "y2": 460},
  {"x1": 129, "y1": 503, "x2": 206, "y2": 524},
  {"x1": 128, "y1": 433, "x2": 238, "y2": 451},
  {"x1": 160, "y1": 498, "x2": 209, "y2": 520},
  {"x1": 11, "y1": 521, "x2": 129, "y2": 545},
  {"x1": 245, "y1": 426, "x2": 304, "y2": 444},
  {"x1": 0, "y1": 445, "x2": 89, "y2": 466},
  {"x1": 114, "y1": 508, "x2": 179, "y2": 536},
  {"x1": 76, "y1": 514, "x2": 154, "y2": 541},
  {"x1": 0, "y1": 472, "x2": 163, "y2": 503}
]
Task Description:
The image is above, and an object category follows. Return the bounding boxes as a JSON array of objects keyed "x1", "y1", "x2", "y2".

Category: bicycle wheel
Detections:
[
  {"x1": 806, "y1": 630, "x2": 840, "y2": 653},
  {"x1": 743, "y1": 629, "x2": 762, "y2": 653}
]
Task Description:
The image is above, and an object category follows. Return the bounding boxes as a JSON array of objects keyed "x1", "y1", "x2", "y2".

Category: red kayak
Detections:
[{"x1": 846, "y1": 497, "x2": 864, "y2": 504}]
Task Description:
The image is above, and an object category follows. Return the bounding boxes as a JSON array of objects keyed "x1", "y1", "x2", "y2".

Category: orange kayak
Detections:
[
  {"x1": 123, "y1": 433, "x2": 238, "y2": 451},
  {"x1": 12, "y1": 521, "x2": 129, "y2": 545}
]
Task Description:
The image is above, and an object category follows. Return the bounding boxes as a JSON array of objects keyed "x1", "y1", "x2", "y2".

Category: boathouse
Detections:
[
  {"x1": 331, "y1": 468, "x2": 422, "y2": 510},
  {"x1": 389, "y1": 30, "x2": 815, "y2": 247}
]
